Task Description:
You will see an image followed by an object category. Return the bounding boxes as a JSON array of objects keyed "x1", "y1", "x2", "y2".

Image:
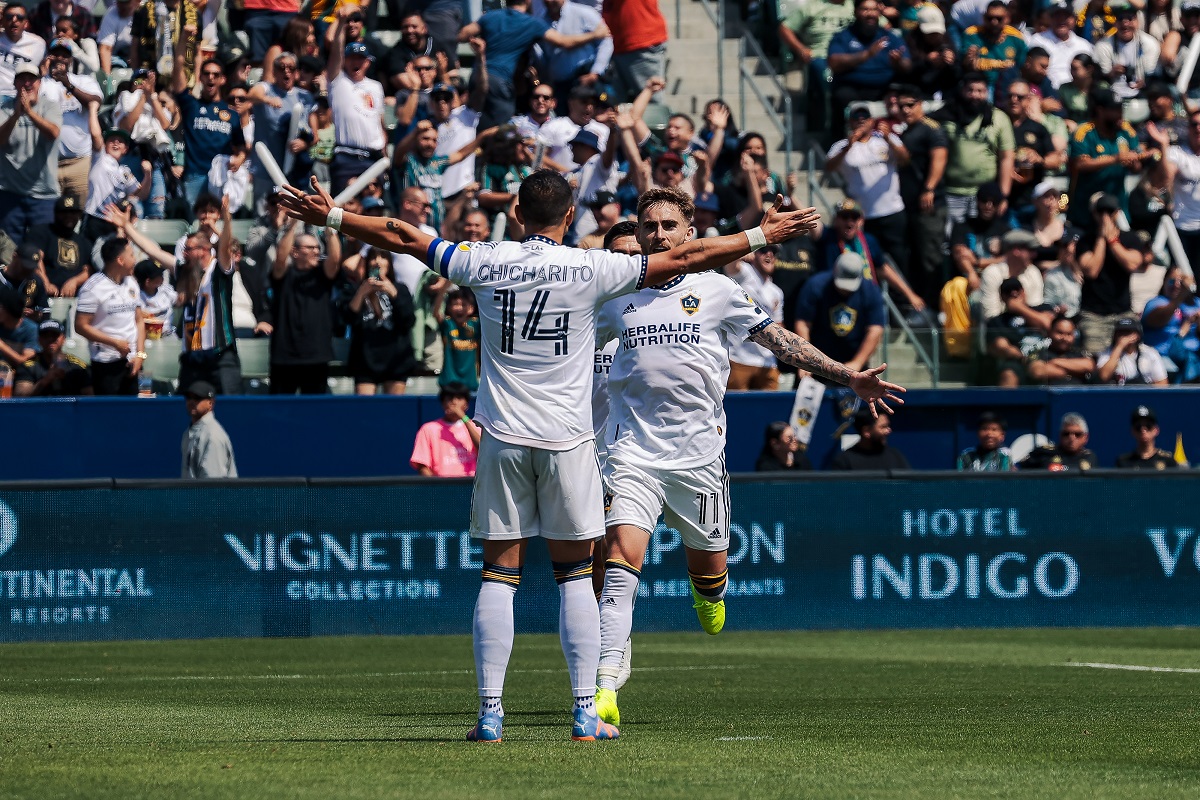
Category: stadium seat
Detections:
[
  {"x1": 229, "y1": 219, "x2": 254, "y2": 243},
  {"x1": 62, "y1": 336, "x2": 90, "y2": 365},
  {"x1": 236, "y1": 337, "x2": 270, "y2": 380},
  {"x1": 136, "y1": 219, "x2": 191, "y2": 248},
  {"x1": 641, "y1": 103, "x2": 672, "y2": 134},
  {"x1": 142, "y1": 339, "x2": 180, "y2": 385}
]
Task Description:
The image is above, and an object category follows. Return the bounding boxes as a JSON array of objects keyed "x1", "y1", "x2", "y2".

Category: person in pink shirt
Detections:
[{"x1": 410, "y1": 382, "x2": 482, "y2": 476}]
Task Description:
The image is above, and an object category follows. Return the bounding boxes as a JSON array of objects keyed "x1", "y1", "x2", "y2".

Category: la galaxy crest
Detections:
[
  {"x1": 680, "y1": 293, "x2": 701, "y2": 316},
  {"x1": 830, "y1": 304, "x2": 858, "y2": 337}
]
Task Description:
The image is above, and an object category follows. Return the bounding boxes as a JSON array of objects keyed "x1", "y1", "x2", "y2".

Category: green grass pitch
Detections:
[{"x1": 3, "y1": 628, "x2": 1200, "y2": 799}]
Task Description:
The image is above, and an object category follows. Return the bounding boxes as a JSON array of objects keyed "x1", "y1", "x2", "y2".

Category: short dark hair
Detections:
[
  {"x1": 517, "y1": 169, "x2": 575, "y2": 230},
  {"x1": 986, "y1": 0, "x2": 1007, "y2": 10},
  {"x1": 193, "y1": 193, "x2": 220, "y2": 213},
  {"x1": 603, "y1": 220, "x2": 639, "y2": 250},
  {"x1": 1051, "y1": 313, "x2": 1076, "y2": 331},
  {"x1": 637, "y1": 187, "x2": 695, "y2": 225},
  {"x1": 445, "y1": 287, "x2": 476, "y2": 311},
  {"x1": 1027, "y1": 46, "x2": 1050, "y2": 61},
  {"x1": 439, "y1": 382, "x2": 472, "y2": 403},
  {"x1": 853, "y1": 408, "x2": 888, "y2": 432},
  {"x1": 100, "y1": 237, "x2": 129, "y2": 266}
]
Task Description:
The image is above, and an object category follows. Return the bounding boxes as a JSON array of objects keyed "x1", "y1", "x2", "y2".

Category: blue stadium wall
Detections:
[
  {"x1": 5, "y1": 386, "x2": 1200, "y2": 480},
  {"x1": 0, "y1": 473, "x2": 1196, "y2": 642}
]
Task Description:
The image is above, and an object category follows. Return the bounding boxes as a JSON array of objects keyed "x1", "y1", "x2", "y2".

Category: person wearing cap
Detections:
[
  {"x1": 830, "y1": 408, "x2": 911, "y2": 471},
  {"x1": 134, "y1": 258, "x2": 176, "y2": 339},
  {"x1": 948, "y1": 181, "x2": 1009, "y2": 291},
  {"x1": 1076, "y1": 192, "x2": 1144, "y2": 352},
  {"x1": 321, "y1": 6, "x2": 388, "y2": 198},
  {"x1": 13, "y1": 318, "x2": 91, "y2": 396},
  {"x1": 0, "y1": 240, "x2": 51, "y2": 319},
  {"x1": 84, "y1": 128, "x2": 152, "y2": 240},
  {"x1": 247, "y1": 49, "x2": 313, "y2": 215},
  {"x1": 986, "y1": 275, "x2": 1056, "y2": 386},
  {"x1": 825, "y1": 99, "x2": 909, "y2": 277},
  {"x1": 1029, "y1": 3, "x2": 1095, "y2": 89},
  {"x1": 181, "y1": 380, "x2": 238, "y2": 479},
  {"x1": 1116, "y1": 406, "x2": 1179, "y2": 468},
  {"x1": 457, "y1": 0, "x2": 609, "y2": 130},
  {"x1": 905, "y1": 5, "x2": 957, "y2": 101},
  {"x1": 0, "y1": 60, "x2": 61, "y2": 246},
  {"x1": 1030, "y1": 180, "x2": 1066, "y2": 249},
  {"x1": 1095, "y1": 1, "x2": 1161, "y2": 99},
  {"x1": 535, "y1": 0, "x2": 612, "y2": 106},
  {"x1": 39, "y1": 36, "x2": 100, "y2": 205},
  {"x1": 575, "y1": 190, "x2": 621, "y2": 249},
  {"x1": 25, "y1": 195, "x2": 92, "y2": 297},
  {"x1": 0, "y1": 4, "x2": 44, "y2": 95},
  {"x1": 778, "y1": 0, "x2": 854, "y2": 135},
  {"x1": 723, "y1": 243, "x2": 787, "y2": 390},
  {"x1": 569, "y1": 123, "x2": 622, "y2": 243},
  {"x1": 794, "y1": 250, "x2": 886, "y2": 379},
  {"x1": 1003, "y1": 80, "x2": 1063, "y2": 224},
  {"x1": 429, "y1": 42, "x2": 489, "y2": 201},
  {"x1": 810, "y1": 197, "x2": 925, "y2": 310},
  {"x1": 827, "y1": 0, "x2": 911, "y2": 135},
  {"x1": 74, "y1": 237, "x2": 146, "y2": 395},
  {"x1": 979, "y1": 229, "x2": 1046, "y2": 319},
  {"x1": 1018, "y1": 412, "x2": 1097, "y2": 471},
  {"x1": 957, "y1": 412, "x2": 1015, "y2": 471},
  {"x1": 538, "y1": 81, "x2": 611, "y2": 171},
  {"x1": 961, "y1": 1, "x2": 1027, "y2": 95},
  {"x1": 934, "y1": 72, "x2": 1014, "y2": 225},
  {"x1": 0, "y1": 283, "x2": 37, "y2": 367},
  {"x1": 171, "y1": 32, "x2": 247, "y2": 212},
  {"x1": 96, "y1": 0, "x2": 136, "y2": 75},
  {"x1": 691, "y1": 190, "x2": 723, "y2": 239},
  {"x1": 1096, "y1": 316, "x2": 1169, "y2": 384}
]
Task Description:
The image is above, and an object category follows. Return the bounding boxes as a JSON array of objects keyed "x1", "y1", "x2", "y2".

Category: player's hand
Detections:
[
  {"x1": 759, "y1": 195, "x2": 820, "y2": 244},
  {"x1": 848, "y1": 364, "x2": 906, "y2": 417},
  {"x1": 278, "y1": 176, "x2": 336, "y2": 226}
]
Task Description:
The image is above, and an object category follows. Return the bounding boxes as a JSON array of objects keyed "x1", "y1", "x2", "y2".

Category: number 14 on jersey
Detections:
[{"x1": 494, "y1": 289, "x2": 571, "y2": 355}]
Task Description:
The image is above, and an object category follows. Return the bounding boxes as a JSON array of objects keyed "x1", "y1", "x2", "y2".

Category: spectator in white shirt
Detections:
[
  {"x1": 1029, "y1": 3, "x2": 1096, "y2": 89},
  {"x1": 96, "y1": 0, "x2": 136, "y2": 74},
  {"x1": 979, "y1": 228, "x2": 1046, "y2": 319},
  {"x1": 1148, "y1": 113, "x2": 1200, "y2": 270},
  {"x1": 0, "y1": 4, "x2": 45, "y2": 95},
  {"x1": 42, "y1": 38, "x2": 103, "y2": 203},
  {"x1": 724, "y1": 246, "x2": 786, "y2": 390},
  {"x1": 74, "y1": 236, "x2": 146, "y2": 395},
  {"x1": 1095, "y1": 1, "x2": 1161, "y2": 99},
  {"x1": 84, "y1": 128, "x2": 152, "y2": 240},
  {"x1": 1096, "y1": 317, "x2": 1170, "y2": 384}
]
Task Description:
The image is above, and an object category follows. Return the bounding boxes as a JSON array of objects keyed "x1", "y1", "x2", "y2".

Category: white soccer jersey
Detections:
[
  {"x1": 592, "y1": 338, "x2": 618, "y2": 438},
  {"x1": 597, "y1": 272, "x2": 773, "y2": 470},
  {"x1": 726, "y1": 260, "x2": 784, "y2": 369},
  {"x1": 428, "y1": 235, "x2": 646, "y2": 449},
  {"x1": 76, "y1": 271, "x2": 140, "y2": 363},
  {"x1": 329, "y1": 72, "x2": 386, "y2": 151}
]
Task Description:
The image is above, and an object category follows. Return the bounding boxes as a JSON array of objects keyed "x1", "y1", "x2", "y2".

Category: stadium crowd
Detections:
[{"x1": 0, "y1": 0, "x2": 1196, "y2": 398}]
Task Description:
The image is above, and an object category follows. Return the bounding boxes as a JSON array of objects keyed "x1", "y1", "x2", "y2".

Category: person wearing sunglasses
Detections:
[
  {"x1": 961, "y1": 0, "x2": 1026, "y2": 99},
  {"x1": 248, "y1": 50, "x2": 313, "y2": 213},
  {"x1": 1116, "y1": 405, "x2": 1180, "y2": 469},
  {"x1": 1018, "y1": 412, "x2": 1097, "y2": 471},
  {"x1": 0, "y1": 3, "x2": 44, "y2": 94}
]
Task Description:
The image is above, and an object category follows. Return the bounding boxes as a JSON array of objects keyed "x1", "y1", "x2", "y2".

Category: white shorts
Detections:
[
  {"x1": 470, "y1": 434, "x2": 606, "y2": 541},
  {"x1": 603, "y1": 454, "x2": 730, "y2": 552}
]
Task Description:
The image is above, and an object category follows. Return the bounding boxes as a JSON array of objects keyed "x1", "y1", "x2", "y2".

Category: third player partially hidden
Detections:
[{"x1": 593, "y1": 188, "x2": 906, "y2": 727}]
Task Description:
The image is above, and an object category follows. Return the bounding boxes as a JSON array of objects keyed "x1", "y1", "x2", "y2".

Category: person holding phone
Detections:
[
  {"x1": 1142, "y1": 265, "x2": 1200, "y2": 382},
  {"x1": 343, "y1": 246, "x2": 416, "y2": 395}
]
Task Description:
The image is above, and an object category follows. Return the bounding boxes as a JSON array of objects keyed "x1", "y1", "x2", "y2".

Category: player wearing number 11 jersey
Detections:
[{"x1": 276, "y1": 170, "x2": 835, "y2": 743}]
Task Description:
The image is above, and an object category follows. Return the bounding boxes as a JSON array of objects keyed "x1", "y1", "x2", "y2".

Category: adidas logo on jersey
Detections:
[
  {"x1": 709, "y1": 529, "x2": 723, "y2": 540},
  {"x1": 622, "y1": 304, "x2": 636, "y2": 315}
]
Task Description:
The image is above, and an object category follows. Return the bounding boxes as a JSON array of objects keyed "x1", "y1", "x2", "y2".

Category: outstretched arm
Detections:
[
  {"x1": 278, "y1": 177, "x2": 436, "y2": 259},
  {"x1": 749, "y1": 321, "x2": 904, "y2": 415}
]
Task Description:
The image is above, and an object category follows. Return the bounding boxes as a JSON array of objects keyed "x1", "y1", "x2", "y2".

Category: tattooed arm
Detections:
[{"x1": 749, "y1": 322, "x2": 906, "y2": 414}]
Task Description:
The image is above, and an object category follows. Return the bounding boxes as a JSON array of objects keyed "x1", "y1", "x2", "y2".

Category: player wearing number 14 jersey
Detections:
[
  {"x1": 593, "y1": 189, "x2": 907, "y2": 727},
  {"x1": 277, "y1": 170, "x2": 841, "y2": 742}
]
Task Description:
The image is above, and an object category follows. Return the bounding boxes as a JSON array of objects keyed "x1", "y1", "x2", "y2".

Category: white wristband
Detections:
[
  {"x1": 745, "y1": 226, "x2": 768, "y2": 251},
  {"x1": 326, "y1": 207, "x2": 344, "y2": 232}
]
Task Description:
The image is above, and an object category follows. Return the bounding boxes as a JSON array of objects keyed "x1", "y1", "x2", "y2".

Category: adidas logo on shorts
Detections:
[{"x1": 622, "y1": 304, "x2": 636, "y2": 315}]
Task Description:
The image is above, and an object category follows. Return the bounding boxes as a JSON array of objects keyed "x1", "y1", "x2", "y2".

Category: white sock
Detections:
[
  {"x1": 598, "y1": 562, "x2": 639, "y2": 691},
  {"x1": 479, "y1": 696, "x2": 504, "y2": 719},
  {"x1": 557, "y1": 569, "x2": 601, "y2": 698},
  {"x1": 473, "y1": 580, "x2": 517, "y2": 701}
]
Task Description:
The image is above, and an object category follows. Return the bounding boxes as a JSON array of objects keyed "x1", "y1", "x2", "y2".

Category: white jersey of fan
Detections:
[
  {"x1": 428, "y1": 235, "x2": 646, "y2": 449},
  {"x1": 596, "y1": 271, "x2": 773, "y2": 470}
]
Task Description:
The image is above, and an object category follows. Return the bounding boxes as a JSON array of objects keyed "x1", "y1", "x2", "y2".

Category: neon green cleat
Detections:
[
  {"x1": 595, "y1": 687, "x2": 620, "y2": 726},
  {"x1": 691, "y1": 584, "x2": 725, "y2": 635}
]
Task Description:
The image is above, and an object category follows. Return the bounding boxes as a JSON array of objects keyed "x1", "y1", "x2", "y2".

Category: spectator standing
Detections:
[
  {"x1": 794, "y1": 252, "x2": 885, "y2": 379},
  {"x1": 756, "y1": 421, "x2": 813, "y2": 471},
  {"x1": 831, "y1": 409, "x2": 911, "y2": 470},
  {"x1": 1026, "y1": 314, "x2": 1096, "y2": 384},
  {"x1": 433, "y1": 41, "x2": 488, "y2": 200},
  {"x1": 892, "y1": 85, "x2": 947, "y2": 305},
  {"x1": 1095, "y1": 316, "x2": 1170, "y2": 385},
  {"x1": 96, "y1": 0, "x2": 135, "y2": 75},
  {"x1": 1004, "y1": 81, "x2": 1063, "y2": 222},
  {"x1": 344, "y1": 246, "x2": 417, "y2": 395},
  {"x1": 176, "y1": 198, "x2": 240, "y2": 394},
  {"x1": 1058, "y1": 54, "x2": 1099, "y2": 130},
  {"x1": 268, "y1": 219, "x2": 342, "y2": 394},
  {"x1": 535, "y1": 0, "x2": 612, "y2": 105},
  {"x1": 602, "y1": 0, "x2": 668, "y2": 104},
  {"x1": 84, "y1": 129, "x2": 151, "y2": 240},
  {"x1": 383, "y1": 12, "x2": 453, "y2": 92},
  {"x1": 0, "y1": 4, "x2": 45, "y2": 95},
  {"x1": 395, "y1": 119, "x2": 498, "y2": 234},
  {"x1": 0, "y1": 63, "x2": 61, "y2": 245},
  {"x1": 979, "y1": 229, "x2": 1046, "y2": 319},
  {"x1": 1019, "y1": 412, "x2": 1097, "y2": 470},
  {"x1": 1068, "y1": 92, "x2": 1150, "y2": 229},
  {"x1": 725, "y1": 246, "x2": 786, "y2": 390},
  {"x1": 14, "y1": 318, "x2": 91, "y2": 395},
  {"x1": 512, "y1": 83, "x2": 557, "y2": 139},
  {"x1": 956, "y1": 411, "x2": 1014, "y2": 471},
  {"x1": 128, "y1": 0, "x2": 199, "y2": 74},
  {"x1": 1095, "y1": 1, "x2": 1161, "y2": 99},
  {"x1": 391, "y1": 53, "x2": 440, "y2": 141},
  {"x1": 405, "y1": 0, "x2": 463, "y2": 64},
  {"x1": 248, "y1": 51, "x2": 313, "y2": 215},
  {"x1": 936, "y1": 73, "x2": 1014, "y2": 224},
  {"x1": 1029, "y1": 3, "x2": 1095, "y2": 89},
  {"x1": 26, "y1": 195, "x2": 92, "y2": 298},
  {"x1": 180, "y1": 380, "x2": 238, "y2": 479},
  {"x1": 1077, "y1": 193, "x2": 1143, "y2": 352},
  {"x1": 1142, "y1": 266, "x2": 1200, "y2": 382},
  {"x1": 809, "y1": 198, "x2": 925, "y2": 310},
  {"x1": 30, "y1": 0, "x2": 94, "y2": 45},
  {"x1": 778, "y1": 0, "x2": 855, "y2": 135},
  {"x1": 74, "y1": 237, "x2": 146, "y2": 395},
  {"x1": 172, "y1": 42, "x2": 246, "y2": 210},
  {"x1": 135, "y1": 259, "x2": 176, "y2": 339},
  {"x1": 2, "y1": 241, "x2": 51, "y2": 320},
  {"x1": 827, "y1": 0, "x2": 910, "y2": 132},
  {"x1": 538, "y1": 82, "x2": 609, "y2": 171},
  {"x1": 905, "y1": 6, "x2": 959, "y2": 101},
  {"x1": 325, "y1": 9, "x2": 387, "y2": 197},
  {"x1": 1150, "y1": 115, "x2": 1200, "y2": 268},
  {"x1": 0, "y1": 284, "x2": 36, "y2": 367},
  {"x1": 242, "y1": 0, "x2": 298, "y2": 67},
  {"x1": 436, "y1": 287, "x2": 480, "y2": 392},
  {"x1": 949, "y1": 181, "x2": 1009, "y2": 292},
  {"x1": 43, "y1": 38, "x2": 101, "y2": 203},
  {"x1": 1116, "y1": 405, "x2": 1179, "y2": 468},
  {"x1": 961, "y1": 1, "x2": 1026, "y2": 97},
  {"x1": 825, "y1": 102, "x2": 908, "y2": 278},
  {"x1": 409, "y1": 382, "x2": 482, "y2": 477},
  {"x1": 986, "y1": 276, "x2": 1056, "y2": 386}
]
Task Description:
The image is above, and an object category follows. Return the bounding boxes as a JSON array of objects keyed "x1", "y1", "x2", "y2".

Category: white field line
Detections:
[
  {"x1": 3, "y1": 664, "x2": 748, "y2": 684},
  {"x1": 1060, "y1": 661, "x2": 1200, "y2": 674},
  {"x1": 715, "y1": 736, "x2": 772, "y2": 741}
]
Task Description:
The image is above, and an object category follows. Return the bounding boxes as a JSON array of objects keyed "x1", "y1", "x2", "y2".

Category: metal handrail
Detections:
[
  {"x1": 805, "y1": 144, "x2": 837, "y2": 217},
  {"x1": 880, "y1": 279, "x2": 941, "y2": 388},
  {"x1": 737, "y1": 30, "x2": 793, "y2": 176},
  {"x1": 691, "y1": 0, "x2": 725, "y2": 101}
]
